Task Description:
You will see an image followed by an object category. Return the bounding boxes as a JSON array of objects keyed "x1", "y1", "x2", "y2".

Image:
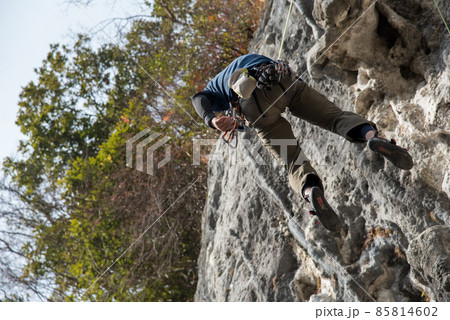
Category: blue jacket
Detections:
[
  {"x1": 192, "y1": 54, "x2": 274, "y2": 127},
  {"x1": 204, "y1": 54, "x2": 273, "y2": 111}
]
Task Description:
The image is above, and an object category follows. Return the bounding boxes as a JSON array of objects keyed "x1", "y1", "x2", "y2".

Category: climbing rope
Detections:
[
  {"x1": 433, "y1": 0, "x2": 450, "y2": 35},
  {"x1": 277, "y1": 0, "x2": 295, "y2": 60}
]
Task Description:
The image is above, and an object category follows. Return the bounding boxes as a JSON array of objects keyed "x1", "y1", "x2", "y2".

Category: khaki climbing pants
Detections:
[{"x1": 240, "y1": 73, "x2": 375, "y2": 198}]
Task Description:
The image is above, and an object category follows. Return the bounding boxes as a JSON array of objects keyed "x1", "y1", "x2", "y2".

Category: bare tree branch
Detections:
[{"x1": 155, "y1": 0, "x2": 190, "y2": 26}]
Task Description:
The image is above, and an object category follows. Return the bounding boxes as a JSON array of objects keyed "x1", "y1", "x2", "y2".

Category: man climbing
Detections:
[{"x1": 191, "y1": 54, "x2": 413, "y2": 232}]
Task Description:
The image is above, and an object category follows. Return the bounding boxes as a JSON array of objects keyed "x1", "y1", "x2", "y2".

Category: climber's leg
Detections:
[
  {"x1": 287, "y1": 84, "x2": 377, "y2": 142},
  {"x1": 287, "y1": 82, "x2": 413, "y2": 169},
  {"x1": 249, "y1": 115, "x2": 342, "y2": 232},
  {"x1": 240, "y1": 77, "x2": 343, "y2": 231},
  {"x1": 368, "y1": 136, "x2": 414, "y2": 170},
  {"x1": 257, "y1": 117, "x2": 323, "y2": 197},
  {"x1": 347, "y1": 122, "x2": 413, "y2": 170},
  {"x1": 240, "y1": 84, "x2": 323, "y2": 198}
]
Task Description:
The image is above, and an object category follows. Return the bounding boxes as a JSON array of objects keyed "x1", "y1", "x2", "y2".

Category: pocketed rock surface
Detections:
[{"x1": 195, "y1": 0, "x2": 449, "y2": 301}]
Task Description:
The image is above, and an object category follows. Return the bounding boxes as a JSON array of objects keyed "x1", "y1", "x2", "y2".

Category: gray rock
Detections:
[
  {"x1": 294, "y1": 0, "x2": 325, "y2": 40},
  {"x1": 309, "y1": 293, "x2": 335, "y2": 302},
  {"x1": 407, "y1": 226, "x2": 450, "y2": 301},
  {"x1": 195, "y1": 0, "x2": 450, "y2": 302}
]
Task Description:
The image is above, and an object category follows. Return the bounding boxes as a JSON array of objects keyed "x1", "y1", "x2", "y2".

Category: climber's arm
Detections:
[
  {"x1": 191, "y1": 92, "x2": 217, "y2": 128},
  {"x1": 191, "y1": 92, "x2": 235, "y2": 132}
]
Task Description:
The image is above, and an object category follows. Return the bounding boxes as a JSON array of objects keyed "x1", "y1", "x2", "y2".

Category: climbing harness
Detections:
[
  {"x1": 221, "y1": 99, "x2": 250, "y2": 148},
  {"x1": 222, "y1": 60, "x2": 291, "y2": 147},
  {"x1": 223, "y1": 61, "x2": 292, "y2": 148},
  {"x1": 277, "y1": 0, "x2": 295, "y2": 60}
]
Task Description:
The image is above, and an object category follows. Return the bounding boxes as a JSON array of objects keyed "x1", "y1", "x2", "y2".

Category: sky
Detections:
[{"x1": 0, "y1": 0, "x2": 144, "y2": 168}]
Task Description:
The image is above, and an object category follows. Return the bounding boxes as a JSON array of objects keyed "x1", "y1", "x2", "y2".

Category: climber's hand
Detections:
[{"x1": 211, "y1": 116, "x2": 236, "y2": 132}]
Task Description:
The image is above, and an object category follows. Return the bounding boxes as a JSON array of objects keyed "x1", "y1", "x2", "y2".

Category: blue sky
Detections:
[{"x1": 0, "y1": 0, "x2": 142, "y2": 168}]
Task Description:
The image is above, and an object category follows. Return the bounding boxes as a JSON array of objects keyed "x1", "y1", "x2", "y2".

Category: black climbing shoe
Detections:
[
  {"x1": 308, "y1": 187, "x2": 342, "y2": 233},
  {"x1": 368, "y1": 137, "x2": 413, "y2": 170}
]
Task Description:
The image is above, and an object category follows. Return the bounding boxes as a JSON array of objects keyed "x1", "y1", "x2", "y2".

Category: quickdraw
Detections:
[{"x1": 221, "y1": 100, "x2": 250, "y2": 148}]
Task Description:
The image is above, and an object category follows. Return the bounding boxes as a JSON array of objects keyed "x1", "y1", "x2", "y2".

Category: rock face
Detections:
[
  {"x1": 195, "y1": 0, "x2": 450, "y2": 301},
  {"x1": 407, "y1": 226, "x2": 450, "y2": 301}
]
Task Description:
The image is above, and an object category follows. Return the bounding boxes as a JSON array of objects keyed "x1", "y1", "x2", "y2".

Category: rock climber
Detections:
[{"x1": 191, "y1": 53, "x2": 413, "y2": 232}]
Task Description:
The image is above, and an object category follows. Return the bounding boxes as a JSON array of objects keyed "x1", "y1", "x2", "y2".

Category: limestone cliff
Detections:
[{"x1": 195, "y1": 0, "x2": 450, "y2": 301}]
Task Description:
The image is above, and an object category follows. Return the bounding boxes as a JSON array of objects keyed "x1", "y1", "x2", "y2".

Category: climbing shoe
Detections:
[
  {"x1": 308, "y1": 187, "x2": 342, "y2": 233},
  {"x1": 368, "y1": 137, "x2": 413, "y2": 170}
]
